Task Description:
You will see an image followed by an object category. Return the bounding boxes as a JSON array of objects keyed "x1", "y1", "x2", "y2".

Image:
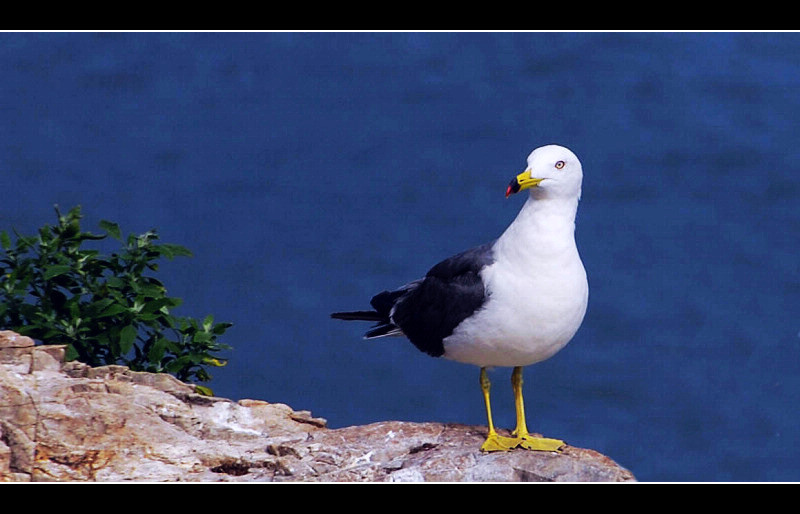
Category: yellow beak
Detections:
[{"x1": 506, "y1": 170, "x2": 545, "y2": 197}]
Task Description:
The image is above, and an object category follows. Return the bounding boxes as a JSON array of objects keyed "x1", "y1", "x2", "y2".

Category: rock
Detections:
[{"x1": 0, "y1": 330, "x2": 635, "y2": 482}]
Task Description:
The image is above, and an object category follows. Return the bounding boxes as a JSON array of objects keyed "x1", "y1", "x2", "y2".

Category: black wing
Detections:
[{"x1": 390, "y1": 242, "x2": 495, "y2": 357}]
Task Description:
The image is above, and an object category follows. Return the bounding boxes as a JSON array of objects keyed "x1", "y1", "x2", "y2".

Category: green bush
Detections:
[{"x1": 0, "y1": 205, "x2": 232, "y2": 389}]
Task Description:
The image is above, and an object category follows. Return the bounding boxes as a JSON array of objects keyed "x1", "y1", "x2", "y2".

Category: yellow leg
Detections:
[
  {"x1": 510, "y1": 366, "x2": 565, "y2": 452},
  {"x1": 479, "y1": 367, "x2": 517, "y2": 452}
]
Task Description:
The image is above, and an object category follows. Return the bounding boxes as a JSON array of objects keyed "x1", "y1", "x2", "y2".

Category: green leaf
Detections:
[
  {"x1": 202, "y1": 356, "x2": 227, "y2": 367},
  {"x1": 0, "y1": 231, "x2": 10, "y2": 250},
  {"x1": 99, "y1": 220, "x2": 122, "y2": 240},
  {"x1": 212, "y1": 322, "x2": 233, "y2": 335},
  {"x1": 64, "y1": 205, "x2": 82, "y2": 219},
  {"x1": 14, "y1": 231, "x2": 37, "y2": 249},
  {"x1": 147, "y1": 336, "x2": 169, "y2": 363},
  {"x1": 43, "y1": 265, "x2": 73, "y2": 280},
  {"x1": 159, "y1": 243, "x2": 193, "y2": 259},
  {"x1": 138, "y1": 283, "x2": 167, "y2": 299},
  {"x1": 164, "y1": 356, "x2": 192, "y2": 373},
  {"x1": 194, "y1": 385, "x2": 214, "y2": 396},
  {"x1": 140, "y1": 297, "x2": 178, "y2": 314},
  {"x1": 64, "y1": 344, "x2": 79, "y2": 362},
  {"x1": 192, "y1": 332, "x2": 212, "y2": 344},
  {"x1": 98, "y1": 303, "x2": 129, "y2": 318},
  {"x1": 75, "y1": 231, "x2": 107, "y2": 242},
  {"x1": 119, "y1": 325, "x2": 137, "y2": 354},
  {"x1": 105, "y1": 276, "x2": 126, "y2": 289},
  {"x1": 86, "y1": 298, "x2": 116, "y2": 317}
]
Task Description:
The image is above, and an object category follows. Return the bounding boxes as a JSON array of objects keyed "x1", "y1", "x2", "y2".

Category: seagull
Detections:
[{"x1": 332, "y1": 144, "x2": 588, "y2": 452}]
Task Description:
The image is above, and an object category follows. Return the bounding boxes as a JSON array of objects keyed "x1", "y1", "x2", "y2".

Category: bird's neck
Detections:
[
  {"x1": 520, "y1": 191, "x2": 578, "y2": 233},
  {"x1": 498, "y1": 193, "x2": 579, "y2": 257}
]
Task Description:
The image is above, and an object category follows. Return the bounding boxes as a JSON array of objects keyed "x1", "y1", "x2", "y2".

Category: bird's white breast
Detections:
[{"x1": 442, "y1": 198, "x2": 588, "y2": 368}]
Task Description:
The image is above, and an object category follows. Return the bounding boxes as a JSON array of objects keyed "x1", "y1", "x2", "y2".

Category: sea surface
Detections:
[{"x1": 1, "y1": 32, "x2": 798, "y2": 482}]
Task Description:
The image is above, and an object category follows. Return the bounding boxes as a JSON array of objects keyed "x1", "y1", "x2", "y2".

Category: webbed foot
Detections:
[
  {"x1": 480, "y1": 432, "x2": 519, "y2": 452},
  {"x1": 516, "y1": 435, "x2": 565, "y2": 452}
]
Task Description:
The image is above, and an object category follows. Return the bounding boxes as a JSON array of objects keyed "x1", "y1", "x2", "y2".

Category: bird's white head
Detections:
[{"x1": 506, "y1": 144, "x2": 583, "y2": 201}]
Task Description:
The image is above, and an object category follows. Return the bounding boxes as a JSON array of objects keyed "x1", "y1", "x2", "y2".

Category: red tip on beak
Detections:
[{"x1": 506, "y1": 178, "x2": 521, "y2": 198}]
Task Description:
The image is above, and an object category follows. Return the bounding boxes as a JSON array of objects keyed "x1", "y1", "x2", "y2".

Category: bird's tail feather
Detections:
[
  {"x1": 332, "y1": 289, "x2": 411, "y2": 339},
  {"x1": 330, "y1": 310, "x2": 384, "y2": 322},
  {"x1": 331, "y1": 310, "x2": 404, "y2": 339},
  {"x1": 364, "y1": 324, "x2": 404, "y2": 339}
]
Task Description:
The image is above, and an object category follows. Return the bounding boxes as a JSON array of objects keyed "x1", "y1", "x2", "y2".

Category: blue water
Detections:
[{"x1": 1, "y1": 32, "x2": 799, "y2": 482}]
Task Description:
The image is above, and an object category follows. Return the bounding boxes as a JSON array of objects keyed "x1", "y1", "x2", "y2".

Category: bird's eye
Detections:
[{"x1": 555, "y1": 160, "x2": 565, "y2": 169}]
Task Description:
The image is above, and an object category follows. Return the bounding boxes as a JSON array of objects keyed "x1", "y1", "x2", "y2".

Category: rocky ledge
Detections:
[{"x1": 0, "y1": 330, "x2": 634, "y2": 482}]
